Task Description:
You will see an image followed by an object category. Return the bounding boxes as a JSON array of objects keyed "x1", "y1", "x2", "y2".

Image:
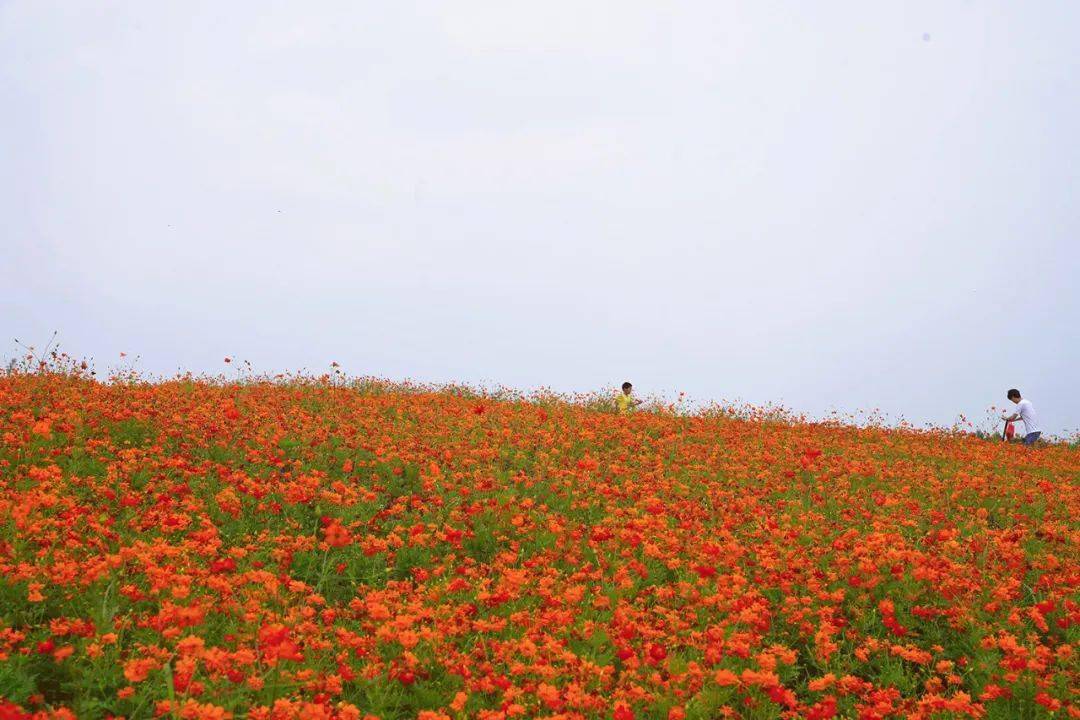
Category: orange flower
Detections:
[
  {"x1": 714, "y1": 669, "x2": 739, "y2": 686},
  {"x1": 31, "y1": 418, "x2": 52, "y2": 437},
  {"x1": 123, "y1": 657, "x2": 160, "y2": 683}
]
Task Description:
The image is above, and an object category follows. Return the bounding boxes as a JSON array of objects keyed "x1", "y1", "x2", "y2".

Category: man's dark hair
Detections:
[
  {"x1": 622, "y1": 382, "x2": 632, "y2": 391},
  {"x1": 1007, "y1": 389, "x2": 1021, "y2": 400}
]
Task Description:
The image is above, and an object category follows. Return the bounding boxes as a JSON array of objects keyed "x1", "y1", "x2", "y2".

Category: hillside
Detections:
[{"x1": 0, "y1": 374, "x2": 1076, "y2": 719}]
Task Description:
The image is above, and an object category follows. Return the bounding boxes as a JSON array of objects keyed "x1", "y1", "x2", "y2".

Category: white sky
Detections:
[{"x1": 2, "y1": 1, "x2": 1078, "y2": 436}]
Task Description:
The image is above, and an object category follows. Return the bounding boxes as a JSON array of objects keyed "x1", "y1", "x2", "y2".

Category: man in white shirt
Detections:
[{"x1": 1002, "y1": 389, "x2": 1041, "y2": 445}]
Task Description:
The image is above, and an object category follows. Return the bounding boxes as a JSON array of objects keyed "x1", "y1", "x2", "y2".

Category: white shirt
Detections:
[{"x1": 1013, "y1": 399, "x2": 1040, "y2": 435}]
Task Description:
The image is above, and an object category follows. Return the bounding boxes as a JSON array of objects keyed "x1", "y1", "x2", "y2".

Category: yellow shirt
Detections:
[{"x1": 616, "y1": 392, "x2": 634, "y2": 414}]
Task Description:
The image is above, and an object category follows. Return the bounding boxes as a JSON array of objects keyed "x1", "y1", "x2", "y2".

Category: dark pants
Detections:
[{"x1": 1023, "y1": 432, "x2": 1041, "y2": 445}]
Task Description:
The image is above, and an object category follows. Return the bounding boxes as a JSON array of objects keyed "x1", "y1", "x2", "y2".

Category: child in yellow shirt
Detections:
[{"x1": 616, "y1": 382, "x2": 641, "y2": 414}]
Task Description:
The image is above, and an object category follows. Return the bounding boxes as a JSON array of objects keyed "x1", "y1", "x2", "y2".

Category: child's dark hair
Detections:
[
  {"x1": 1007, "y1": 388, "x2": 1021, "y2": 400},
  {"x1": 621, "y1": 382, "x2": 632, "y2": 391}
]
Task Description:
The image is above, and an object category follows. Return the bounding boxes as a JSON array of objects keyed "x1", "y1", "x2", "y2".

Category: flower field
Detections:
[{"x1": 0, "y1": 373, "x2": 1076, "y2": 719}]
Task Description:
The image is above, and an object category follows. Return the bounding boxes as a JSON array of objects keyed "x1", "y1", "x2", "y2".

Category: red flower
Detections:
[
  {"x1": 1035, "y1": 693, "x2": 1061, "y2": 711},
  {"x1": 210, "y1": 557, "x2": 236, "y2": 573},
  {"x1": 323, "y1": 521, "x2": 352, "y2": 548},
  {"x1": 258, "y1": 624, "x2": 303, "y2": 662},
  {"x1": 694, "y1": 564, "x2": 717, "y2": 579},
  {"x1": 0, "y1": 701, "x2": 31, "y2": 720},
  {"x1": 806, "y1": 697, "x2": 837, "y2": 719}
]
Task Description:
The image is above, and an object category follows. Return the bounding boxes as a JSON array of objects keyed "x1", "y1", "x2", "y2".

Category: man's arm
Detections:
[{"x1": 1002, "y1": 412, "x2": 1020, "y2": 422}]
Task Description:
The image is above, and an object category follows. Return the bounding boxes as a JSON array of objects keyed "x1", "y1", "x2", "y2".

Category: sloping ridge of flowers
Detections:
[{"x1": 0, "y1": 372, "x2": 1076, "y2": 720}]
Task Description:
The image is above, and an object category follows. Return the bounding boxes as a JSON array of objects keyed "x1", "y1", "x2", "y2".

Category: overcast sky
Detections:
[{"x1": 2, "y1": 1, "x2": 1077, "y2": 436}]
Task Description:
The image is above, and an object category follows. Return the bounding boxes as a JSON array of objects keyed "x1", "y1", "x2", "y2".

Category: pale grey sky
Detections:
[{"x1": 2, "y1": 1, "x2": 1077, "y2": 436}]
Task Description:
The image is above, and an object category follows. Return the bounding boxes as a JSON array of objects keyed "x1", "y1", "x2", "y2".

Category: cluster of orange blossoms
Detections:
[{"x1": 0, "y1": 372, "x2": 1076, "y2": 719}]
